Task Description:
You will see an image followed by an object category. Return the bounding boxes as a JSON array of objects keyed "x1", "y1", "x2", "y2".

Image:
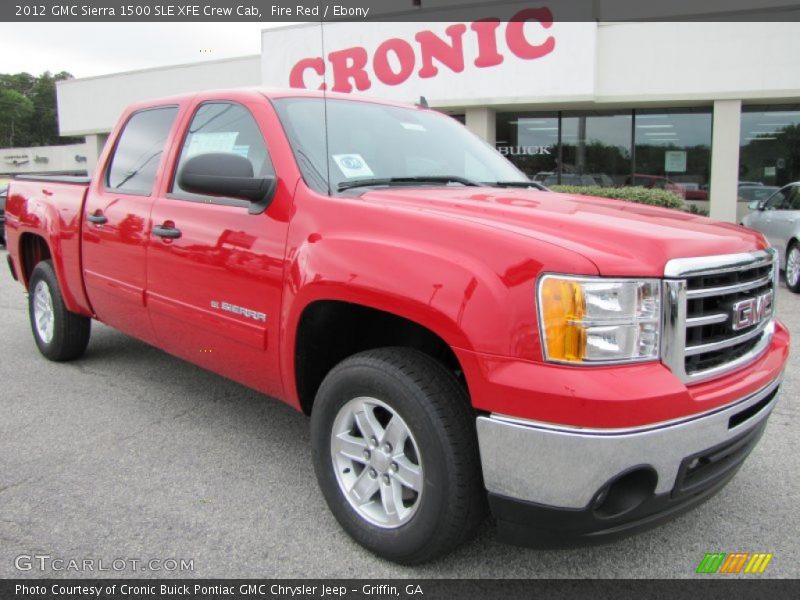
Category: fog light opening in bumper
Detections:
[{"x1": 592, "y1": 467, "x2": 658, "y2": 519}]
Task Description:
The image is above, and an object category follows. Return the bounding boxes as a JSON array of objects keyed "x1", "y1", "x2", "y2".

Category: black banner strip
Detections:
[
  {"x1": 3, "y1": 0, "x2": 800, "y2": 23},
  {"x1": 2, "y1": 579, "x2": 800, "y2": 600}
]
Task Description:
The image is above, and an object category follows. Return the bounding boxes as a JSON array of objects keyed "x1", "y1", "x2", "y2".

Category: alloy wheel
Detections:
[
  {"x1": 787, "y1": 247, "x2": 800, "y2": 288},
  {"x1": 330, "y1": 396, "x2": 423, "y2": 528},
  {"x1": 33, "y1": 280, "x2": 55, "y2": 344}
]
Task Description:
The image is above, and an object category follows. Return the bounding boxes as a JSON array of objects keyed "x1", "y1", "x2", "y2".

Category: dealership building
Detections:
[{"x1": 54, "y1": 4, "x2": 800, "y2": 222}]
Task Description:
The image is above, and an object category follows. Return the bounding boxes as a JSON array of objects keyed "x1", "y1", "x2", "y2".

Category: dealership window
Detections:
[
  {"x1": 633, "y1": 109, "x2": 712, "y2": 199},
  {"x1": 495, "y1": 108, "x2": 712, "y2": 195},
  {"x1": 739, "y1": 105, "x2": 800, "y2": 187},
  {"x1": 495, "y1": 112, "x2": 559, "y2": 182},
  {"x1": 561, "y1": 111, "x2": 631, "y2": 186}
]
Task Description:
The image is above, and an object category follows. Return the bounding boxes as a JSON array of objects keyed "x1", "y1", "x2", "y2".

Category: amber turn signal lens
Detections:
[{"x1": 539, "y1": 277, "x2": 587, "y2": 362}]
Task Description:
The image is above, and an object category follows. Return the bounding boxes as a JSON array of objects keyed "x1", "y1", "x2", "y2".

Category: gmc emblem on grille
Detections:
[{"x1": 731, "y1": 291, "x2": 773, "y2": 331}]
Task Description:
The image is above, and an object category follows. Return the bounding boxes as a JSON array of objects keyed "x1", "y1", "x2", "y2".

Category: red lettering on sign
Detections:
[
  {"x1": 471, "y1": 19, "x2": 504, "y2": 68},
  {"x1": 289, "y1": 57, "x2": 326, "y2": 90},
  {"x1": 373, "y1": 38, "x2": 416, "y2": 86},
  {"x1": 329, "y1": 47, "x2": 371, "y2": 93},
  {"x1": 505, "y1": 7, "x2": 555, "y2": 60},
  {"x1": 287, "y1": 7, "x2": 558, "y2": 92},
  {"x1": 415, "y1": 24, "x2": 467, "y2": 78}
]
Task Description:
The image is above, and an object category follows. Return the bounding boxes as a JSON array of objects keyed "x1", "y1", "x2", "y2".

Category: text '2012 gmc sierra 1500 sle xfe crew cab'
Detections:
[{"x1": 4, "y1": 88, "x2": 790, "y2": 564}]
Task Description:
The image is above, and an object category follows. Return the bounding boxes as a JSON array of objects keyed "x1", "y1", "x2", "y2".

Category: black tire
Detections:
[
  {"x1": 28, "y1": 260, "x2": 91, "y2": 361},
  {"x1": 786, "y1": 241, "x2": 800, "y2": 293},
  {"x1": 310, "y1": 347, "x2": 485, "y2": 564}
]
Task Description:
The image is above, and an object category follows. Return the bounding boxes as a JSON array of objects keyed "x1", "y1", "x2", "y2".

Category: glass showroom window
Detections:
[
  {"x1": 496, "y1": 108, "x2": 713, "y2": 193},
  {"x1": 740, "y1": 105, "x2": 800, "y2": 187},
  {"x1": 495, "y1": 112, "x2": 559, "y2": 182},
  {"x1": 560, "y1": 112, "x2": 632, "y2": 187},
  {"x1": 632, "y1": 109, "x2": 712, "y2": 202}
]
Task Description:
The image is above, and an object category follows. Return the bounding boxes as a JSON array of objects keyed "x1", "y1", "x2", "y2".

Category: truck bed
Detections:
[{"x1": 6, "y1": 177, "x2": 93, "y2": 316}]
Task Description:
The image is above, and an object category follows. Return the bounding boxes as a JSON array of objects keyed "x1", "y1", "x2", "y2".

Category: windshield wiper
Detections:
[
  {"x1": 337, "y1": 175, "x2": 481, "y2": 192},
  {"x1": 485, "y1": 181, "x2": 549, "y2": 191}
]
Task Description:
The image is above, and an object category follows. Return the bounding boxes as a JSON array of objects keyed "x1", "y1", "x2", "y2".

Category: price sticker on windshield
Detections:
[{"x1": 333, "y1": 154, "x2": 375, "y2": 178}]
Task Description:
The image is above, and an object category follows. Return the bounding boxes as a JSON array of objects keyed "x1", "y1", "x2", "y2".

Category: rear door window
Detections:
[{"x1": 106, "y1": 106, "x2": 178, "y2": 196}]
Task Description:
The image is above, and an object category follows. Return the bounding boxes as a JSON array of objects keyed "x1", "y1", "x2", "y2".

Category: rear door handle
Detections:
[
  {"x1": 87, "y1": 212, "x2": 108, "y2": 224},
  {"x1": 152, "y1": 224, "x2": 182, "y2": 239}
]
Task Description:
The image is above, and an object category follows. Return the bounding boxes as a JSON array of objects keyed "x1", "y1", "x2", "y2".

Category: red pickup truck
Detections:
[{"x1": 4, "y1": 89, "x2": 789, "y2": 564}]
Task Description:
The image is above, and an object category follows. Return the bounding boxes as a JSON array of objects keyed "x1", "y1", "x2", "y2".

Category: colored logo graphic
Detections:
[
  {"x1": 340, "y1": 156, "x2": 363, "y2": 169},
  {"x1": 696, "y1": 552, "x2": 773, "y2": 574}
]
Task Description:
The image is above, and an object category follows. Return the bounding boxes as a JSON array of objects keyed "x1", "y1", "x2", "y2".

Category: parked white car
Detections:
[{"x1": 741, "y1": 183, "x2": 800, "y2": 292}]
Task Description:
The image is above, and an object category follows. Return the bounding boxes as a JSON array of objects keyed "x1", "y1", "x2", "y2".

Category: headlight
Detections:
[{"x1": 537, "y1": 275, "x2": 661, "y2": 364}]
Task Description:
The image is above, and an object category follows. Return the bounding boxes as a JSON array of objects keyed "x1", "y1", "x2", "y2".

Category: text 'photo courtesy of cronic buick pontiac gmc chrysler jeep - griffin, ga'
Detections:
[{"x1": 4, "y1": 88, "x2": 790, "y2": 564}]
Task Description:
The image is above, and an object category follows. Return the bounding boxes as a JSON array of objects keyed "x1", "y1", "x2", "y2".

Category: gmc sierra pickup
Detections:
[{"x1": 4, "y1": 89, "x2": 789, "y2": 564}]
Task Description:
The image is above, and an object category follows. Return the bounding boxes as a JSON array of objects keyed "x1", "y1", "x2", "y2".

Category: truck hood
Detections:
[{"x1": 356, "y1": 187, "x2": 767, "y2": 277}]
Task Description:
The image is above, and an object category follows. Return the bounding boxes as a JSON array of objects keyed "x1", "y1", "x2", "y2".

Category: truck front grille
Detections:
[{"x1": 662, "y1": 249, "x2": 778, "y2": 384}]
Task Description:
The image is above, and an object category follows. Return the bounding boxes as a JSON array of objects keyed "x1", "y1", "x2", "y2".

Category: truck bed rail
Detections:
[{"x1": 14, "y1": 175, "x2": 92, "y2": 185}]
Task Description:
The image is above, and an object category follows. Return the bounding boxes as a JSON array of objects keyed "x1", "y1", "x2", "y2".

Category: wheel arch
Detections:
[
  {"x1": 17, "y1": 232, "x2": 53, "y2": 289},
  {"x1": 292, "y1": 299, "x2": 469, "y2": 416}
]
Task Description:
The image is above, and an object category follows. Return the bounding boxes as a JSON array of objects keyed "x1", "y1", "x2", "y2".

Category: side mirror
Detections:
[{"x1": 178, "y1": 152, "x2": 277, "y2": 214}]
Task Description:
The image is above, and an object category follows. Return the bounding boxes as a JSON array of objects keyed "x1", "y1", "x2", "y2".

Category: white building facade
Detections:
[
  {"x1": 56, "y1": 8, "x2": 800, "y2": 222},
  {"x1": 0, "y1": 142, "x2": 91, "y2": 178}
]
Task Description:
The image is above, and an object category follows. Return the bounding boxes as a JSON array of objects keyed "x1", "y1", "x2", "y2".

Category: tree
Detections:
[
  {"x1": 0, "y1": 71, "x2": 80, "y2": 147},
  {"x1": 0, "y1": 88, "x2": 34, "y2": 147}
]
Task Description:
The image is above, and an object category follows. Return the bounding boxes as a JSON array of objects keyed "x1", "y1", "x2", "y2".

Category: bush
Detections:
[
  {"x1": 549, "y1": 185, "x2": 686, "y2": 210},
  {"x1": 685, "y1": 203, "x2": 710, "y2": 216}
]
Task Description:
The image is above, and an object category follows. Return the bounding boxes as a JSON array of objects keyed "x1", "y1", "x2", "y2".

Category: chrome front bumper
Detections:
[{"x1": 476, "y1": 376, "x2": 781, "y2": 510}]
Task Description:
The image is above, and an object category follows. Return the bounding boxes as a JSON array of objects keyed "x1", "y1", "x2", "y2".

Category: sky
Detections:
[{"x1": 0, "y1": 23, "x2": 297, "y2": 78}]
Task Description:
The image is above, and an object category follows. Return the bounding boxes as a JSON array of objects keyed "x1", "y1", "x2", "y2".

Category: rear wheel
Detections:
[
  {"x1": 310, "y1": 347, "x2": 485, "y2": 564},
  {"x1": 787, "y1": 242, "x2": 800, "y2": 293},
  {"x1": 28, "y1": 260, "x2": 91, "y2": 361}
]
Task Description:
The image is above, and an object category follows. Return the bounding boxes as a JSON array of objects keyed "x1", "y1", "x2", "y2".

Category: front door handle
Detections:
[
  {"x1": 87, "y1": 212, "x2": 107, "y2": 225},
  {"x1": 152, "y1": 224, "x2": 182, "y2": 239}
]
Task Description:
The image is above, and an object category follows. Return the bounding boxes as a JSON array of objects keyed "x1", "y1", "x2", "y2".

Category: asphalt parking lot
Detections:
[{"x1": 0, "y1": 247, "x2": 798, "y2": 579}]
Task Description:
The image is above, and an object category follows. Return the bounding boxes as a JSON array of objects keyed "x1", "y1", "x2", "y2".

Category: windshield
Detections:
[
  {"x1": 739, "y1": 186, "x2": 778, "y2": 202},
  {"x1": 272, "y1": 97, "x2": 528, "y2": 194}
]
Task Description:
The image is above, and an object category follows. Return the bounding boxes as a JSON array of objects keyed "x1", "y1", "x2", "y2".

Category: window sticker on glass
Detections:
[
  {"x1": 186, "y1": 131, "x2": 238, "y2": 157},
  {"x1": 231, "y1": 145, "x2": 250, "y2": 159},
  {"x1": 401, "y1": 123, "x2": 427, "y2": 132},
  {"x1": 333, "y1": 154, "x2": 375, "y2": 178}
]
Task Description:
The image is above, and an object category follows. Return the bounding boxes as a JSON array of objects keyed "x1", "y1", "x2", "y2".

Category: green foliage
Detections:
[
  {"x1": 0, "y1": 71, "x2": 80, "y2": 148},
  {"x1": 549, "y1": 185, "x2": 686, "y2": 209},
  {"x1": 685, "y1": 203, "x2": 710, "y2": 216},
  {"x1": 0, "y1": 88, "x2": 34, "y2": 147}
]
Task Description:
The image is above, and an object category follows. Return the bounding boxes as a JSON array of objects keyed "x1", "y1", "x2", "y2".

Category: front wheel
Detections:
[
  {"x1": 28, "y1": 260, "x2": 91, "y2": 361},
  {"x1": 310, "y1": 347, "x2": 485, "y2": 564},
  {"x1": 786, "y1": 242, "x2": 800, "y2": 293}
]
